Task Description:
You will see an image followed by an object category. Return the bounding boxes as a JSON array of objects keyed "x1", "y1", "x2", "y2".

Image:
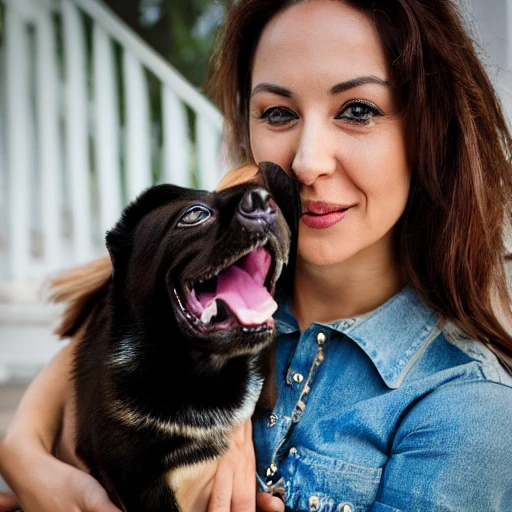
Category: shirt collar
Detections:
[{"x1": 275, "y1": 285, "x2": 441, "y2": 389}]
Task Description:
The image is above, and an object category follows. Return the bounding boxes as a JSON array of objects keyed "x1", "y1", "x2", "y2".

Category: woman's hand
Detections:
[
  {"x1": 207, "y1": 419, "x2": 284, "y2": 512},
  {"x1": 0, "y1": 491, "x2": 19, "y2": 512},
  {"x1": 0, "y1": 440, "x2": 121, "y2": 512},
  {"x1": 175, "y1": 417, "x2": 284, "y2": 512},
  {"x1": 208, "y1": 419, "x2": 256, "y2": 511},
  {"x1": 256, "y1": 493, "x2": 285, "y2": 512},
  {"x1": 0, "y1": 341, "x2": 121, "y2": 512}
]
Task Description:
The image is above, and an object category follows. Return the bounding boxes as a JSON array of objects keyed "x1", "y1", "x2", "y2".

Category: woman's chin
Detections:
[{"x1": 297, "y1": 245, "x2": 360, "y2": 269}]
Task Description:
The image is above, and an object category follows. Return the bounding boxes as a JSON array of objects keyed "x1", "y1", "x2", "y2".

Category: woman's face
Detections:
[{"x1": 249, "y1": 0, "x2": 410, "y2": 270}]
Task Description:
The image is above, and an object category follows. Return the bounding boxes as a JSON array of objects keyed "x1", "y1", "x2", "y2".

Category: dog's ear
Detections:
[
  {"x1": 47, "y1": 256, "x2": 112, "y2": 339},
  {"x1": 258, "y1": 162, "x2": 301, "y2": 300}
]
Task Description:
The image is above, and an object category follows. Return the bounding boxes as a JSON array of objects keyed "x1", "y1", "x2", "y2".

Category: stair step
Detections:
[{"x1": 0, "y1": 303, "x2": 65, "y2": 382}]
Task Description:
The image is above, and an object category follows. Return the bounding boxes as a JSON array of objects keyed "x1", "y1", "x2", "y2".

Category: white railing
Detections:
[
  {"x1": 0, "y1": 0, "x2": 224, "y2": 301},
  {"x1": 0, "y1": 0, "x2": 224, "y2": 381}
]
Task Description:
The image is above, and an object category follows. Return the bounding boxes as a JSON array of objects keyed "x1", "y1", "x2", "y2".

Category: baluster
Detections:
[
  {"x1": 161, "y1": 86, "x2": 190, "y2": 187},
  {"x1": 196, "y1": 115, "x2": 221, "y2": 191},
  {"x1": 36, "y1": 4, "x2": 62, "y2": 272},
  {"x1": 5, "y1": 3, "x2": 32, "y2": 282},
  {"x1": 123, "y1": 51, "x2": 152, "y2": 201},
  {"x1": 93, "y1": 23, "x2": 122, "y2": 235},
  {"x1": 61, "y1": 0, "x2": 93, "y2": 264},
  {"x1": 0, "y1": 39, "x2": 6, "y2": 281}
]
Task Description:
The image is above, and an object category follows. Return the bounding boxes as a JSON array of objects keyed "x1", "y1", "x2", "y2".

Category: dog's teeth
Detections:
[{"x1": 200, "y1": 300, "x2": 218, "y2": 324}]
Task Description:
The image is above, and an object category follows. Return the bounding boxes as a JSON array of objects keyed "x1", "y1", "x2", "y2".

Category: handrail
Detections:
[{"x1": 72, "y1": 0, "x2": 223, "y2": 129}]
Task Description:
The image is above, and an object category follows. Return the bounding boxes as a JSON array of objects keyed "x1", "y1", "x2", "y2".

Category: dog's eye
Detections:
[{"x1": 178, "y1": 205, "x2": 212, "y2": 227}]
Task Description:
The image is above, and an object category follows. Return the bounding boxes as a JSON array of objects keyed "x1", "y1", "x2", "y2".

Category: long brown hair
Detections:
[{"x1": 207, "y1": 0, "x2": 512, "y2": 367}]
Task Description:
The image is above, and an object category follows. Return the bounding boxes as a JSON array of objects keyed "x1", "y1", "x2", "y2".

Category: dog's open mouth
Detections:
[{"x1": 174, "y1": 244, "x2": 279, "y2": 333}]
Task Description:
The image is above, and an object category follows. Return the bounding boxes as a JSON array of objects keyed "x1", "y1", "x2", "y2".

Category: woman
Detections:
[{"x1": 1, "y1": 0, "x2": 512, "y2": 510}]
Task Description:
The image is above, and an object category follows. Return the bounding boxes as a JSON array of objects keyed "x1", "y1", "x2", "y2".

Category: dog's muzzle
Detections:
[
  {"x1": 174, "y1": 186, "x2": 287, "y2": 334},
  {"x1": 238, "y1": 188, "x2": 278, "y2": 230}
]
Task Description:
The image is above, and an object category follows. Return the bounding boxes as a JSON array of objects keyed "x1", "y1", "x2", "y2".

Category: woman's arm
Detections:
[
  {"x1": 3, "y1": 340, "x2": 71, "y2": 455},
  {"x1": 0, "y1": 342, "x2": 122, "y2": 512},
  {"x1": 371, "y1": 380, "x2": 512, "y2": 511}
]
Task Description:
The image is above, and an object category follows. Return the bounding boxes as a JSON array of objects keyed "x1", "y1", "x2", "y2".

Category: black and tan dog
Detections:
[{"x1": 50, "y1": 163, "x2": 299, "y2": 512}]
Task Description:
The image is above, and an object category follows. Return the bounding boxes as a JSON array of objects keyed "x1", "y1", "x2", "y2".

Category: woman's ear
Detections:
[{"x1": 215, "y1": 164, "x2": 260, "y2": 191}]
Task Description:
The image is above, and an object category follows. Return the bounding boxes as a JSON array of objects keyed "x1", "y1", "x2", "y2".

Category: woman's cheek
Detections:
[{"x1": 250, "y1": 125, "x2": 295, "y2": 173}]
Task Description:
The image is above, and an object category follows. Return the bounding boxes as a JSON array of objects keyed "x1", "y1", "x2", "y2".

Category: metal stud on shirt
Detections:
[
  {"x1": 266, "y1": 463, "x2": 278, "y2": 478},
  {"x1": 293, "y1": 372, "x2": 304, "y2": 383},
  {"x1": 308, "y1": 496, "x2": 320, "y2": 511}
]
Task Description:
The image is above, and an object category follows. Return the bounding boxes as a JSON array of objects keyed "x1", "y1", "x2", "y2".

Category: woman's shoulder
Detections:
[
  {"x1": 382, "y1": 363, "x2": 512, "y2": 511},
  {"x1": 437, "y1": 324, "x2": 512, "y2": 385},
  {"x1": 377, "y1": 285, "x2": 512, "y2": 390},
  {"x1": 399, "y1": 326, "x2": 512, "y2": 442},
  {"x1": 413, "y1": 322, "x2": 512, "y2": 390}
]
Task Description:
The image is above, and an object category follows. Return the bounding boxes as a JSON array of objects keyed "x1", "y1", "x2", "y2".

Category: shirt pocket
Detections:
[{"x1": 284, "y1": 446, "x2": 383, "y2": 511}]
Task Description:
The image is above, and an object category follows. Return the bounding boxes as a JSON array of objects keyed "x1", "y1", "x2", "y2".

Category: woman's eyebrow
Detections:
[
  {"x1": 330, "y1": 76, "x2": 391, "y2": 94},
  {"x1": 251, "y1": 83, "x2": 292, "y2": 98},
  {"x1": 251, "y1": 77, "x2": 391, "y2": 98}
]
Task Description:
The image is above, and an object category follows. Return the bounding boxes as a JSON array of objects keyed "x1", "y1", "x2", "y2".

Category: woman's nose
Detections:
[{"x1": 291, "y1": 121, "x2": 337, "y2": 186}]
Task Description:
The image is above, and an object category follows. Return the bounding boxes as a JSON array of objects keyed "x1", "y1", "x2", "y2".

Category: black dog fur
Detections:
[{"x1": 67, "y1": 163, "x2": 299, "y2": 511}]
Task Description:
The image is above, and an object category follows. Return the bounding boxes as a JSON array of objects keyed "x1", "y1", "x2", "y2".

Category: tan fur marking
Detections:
[
  {"x1": 166, "y1": 460, "x2": 218, "y2": 512},
  {"x1": 107, "y1": 399, "x2": 229, "y2": 439},
  {"x1": 215, "y1": 165, "x2": 259, "y2": 191}
]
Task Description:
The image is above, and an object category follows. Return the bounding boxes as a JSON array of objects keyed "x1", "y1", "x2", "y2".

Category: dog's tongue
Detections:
[{"x1": 198, "y1": 248, "x2": 277, "y2": 326}]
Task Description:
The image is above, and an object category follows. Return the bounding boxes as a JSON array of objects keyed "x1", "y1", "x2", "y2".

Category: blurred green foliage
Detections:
[
  {"x1": 99, "y1": 1, "x2": 234, "y2": 188},
  {"x1": 104, "y1": 0, "x2": 233, "y2": 90}
]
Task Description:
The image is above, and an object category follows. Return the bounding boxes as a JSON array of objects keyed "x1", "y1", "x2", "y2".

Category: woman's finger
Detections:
[
  {"x1": 256, "y1": 492, "x2": 285, "y2": 512},
  {"x1": 207, "y1": 454, "x2": 234, "y2": 512},
  {"x1": 0, "y1": 492, "x2": 20, "y2": 512},
  {"x1": 83, "y1": 494, "x2": 125, "y2": 512},
  {"x1": 207, "y1": 419, "x2": 256, "y2": 512},
  {"x1": 230, "y1": 421, "x2": 256, "y2": 512}
]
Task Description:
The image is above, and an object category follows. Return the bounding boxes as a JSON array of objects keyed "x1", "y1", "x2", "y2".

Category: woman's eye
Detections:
[
  {"x1": 336, "y1": 101, "x2": 382, "y2": 124},
  {"x1": 261, "y1": 107, "x2": 298, "y2": 125},
  {"x1": 178, "y1": 206, "x2": 212, "y2": 227}
]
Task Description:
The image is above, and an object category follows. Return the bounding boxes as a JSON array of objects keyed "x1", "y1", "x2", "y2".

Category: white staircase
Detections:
[{"x1": 0, "y1": 0, "x2": 224, "y2": 381}]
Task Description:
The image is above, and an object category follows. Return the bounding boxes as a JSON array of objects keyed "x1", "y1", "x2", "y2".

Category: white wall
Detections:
[{"x1": 462, "y1": 0, "x2": 512, "y2": 124}]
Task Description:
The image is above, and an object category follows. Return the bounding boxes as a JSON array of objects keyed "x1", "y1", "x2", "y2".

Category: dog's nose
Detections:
[{"x1": 239, "y1": 188, "x2": 277, "y2": 225}]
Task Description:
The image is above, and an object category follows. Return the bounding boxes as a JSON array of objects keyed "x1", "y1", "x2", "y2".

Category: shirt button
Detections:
[
  {"x1": 292, "y1": 372, "x2": 304, "y2": 384},
  {"x1": 289, "y1": 447, "x2": 298, "y2": 455},
  {"x1": 268, "y1": 414, "x2": 278, "y2": 428},
  {"x1": 336, "y1": 504, "x2": 354, "y2": 512},
  {"x1": 316, "y1": 332, "x2": 326, "y2": 344}
]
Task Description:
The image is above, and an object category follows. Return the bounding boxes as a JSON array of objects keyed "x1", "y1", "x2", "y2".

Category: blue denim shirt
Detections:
[{"x1": 253, "y1": 285, "x2": 512, "y2": 511}]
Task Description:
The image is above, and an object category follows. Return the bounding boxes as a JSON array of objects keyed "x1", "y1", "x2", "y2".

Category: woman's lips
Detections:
[{"x1": 301, "y1": 200, "x2": 353, "y2": 229}]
